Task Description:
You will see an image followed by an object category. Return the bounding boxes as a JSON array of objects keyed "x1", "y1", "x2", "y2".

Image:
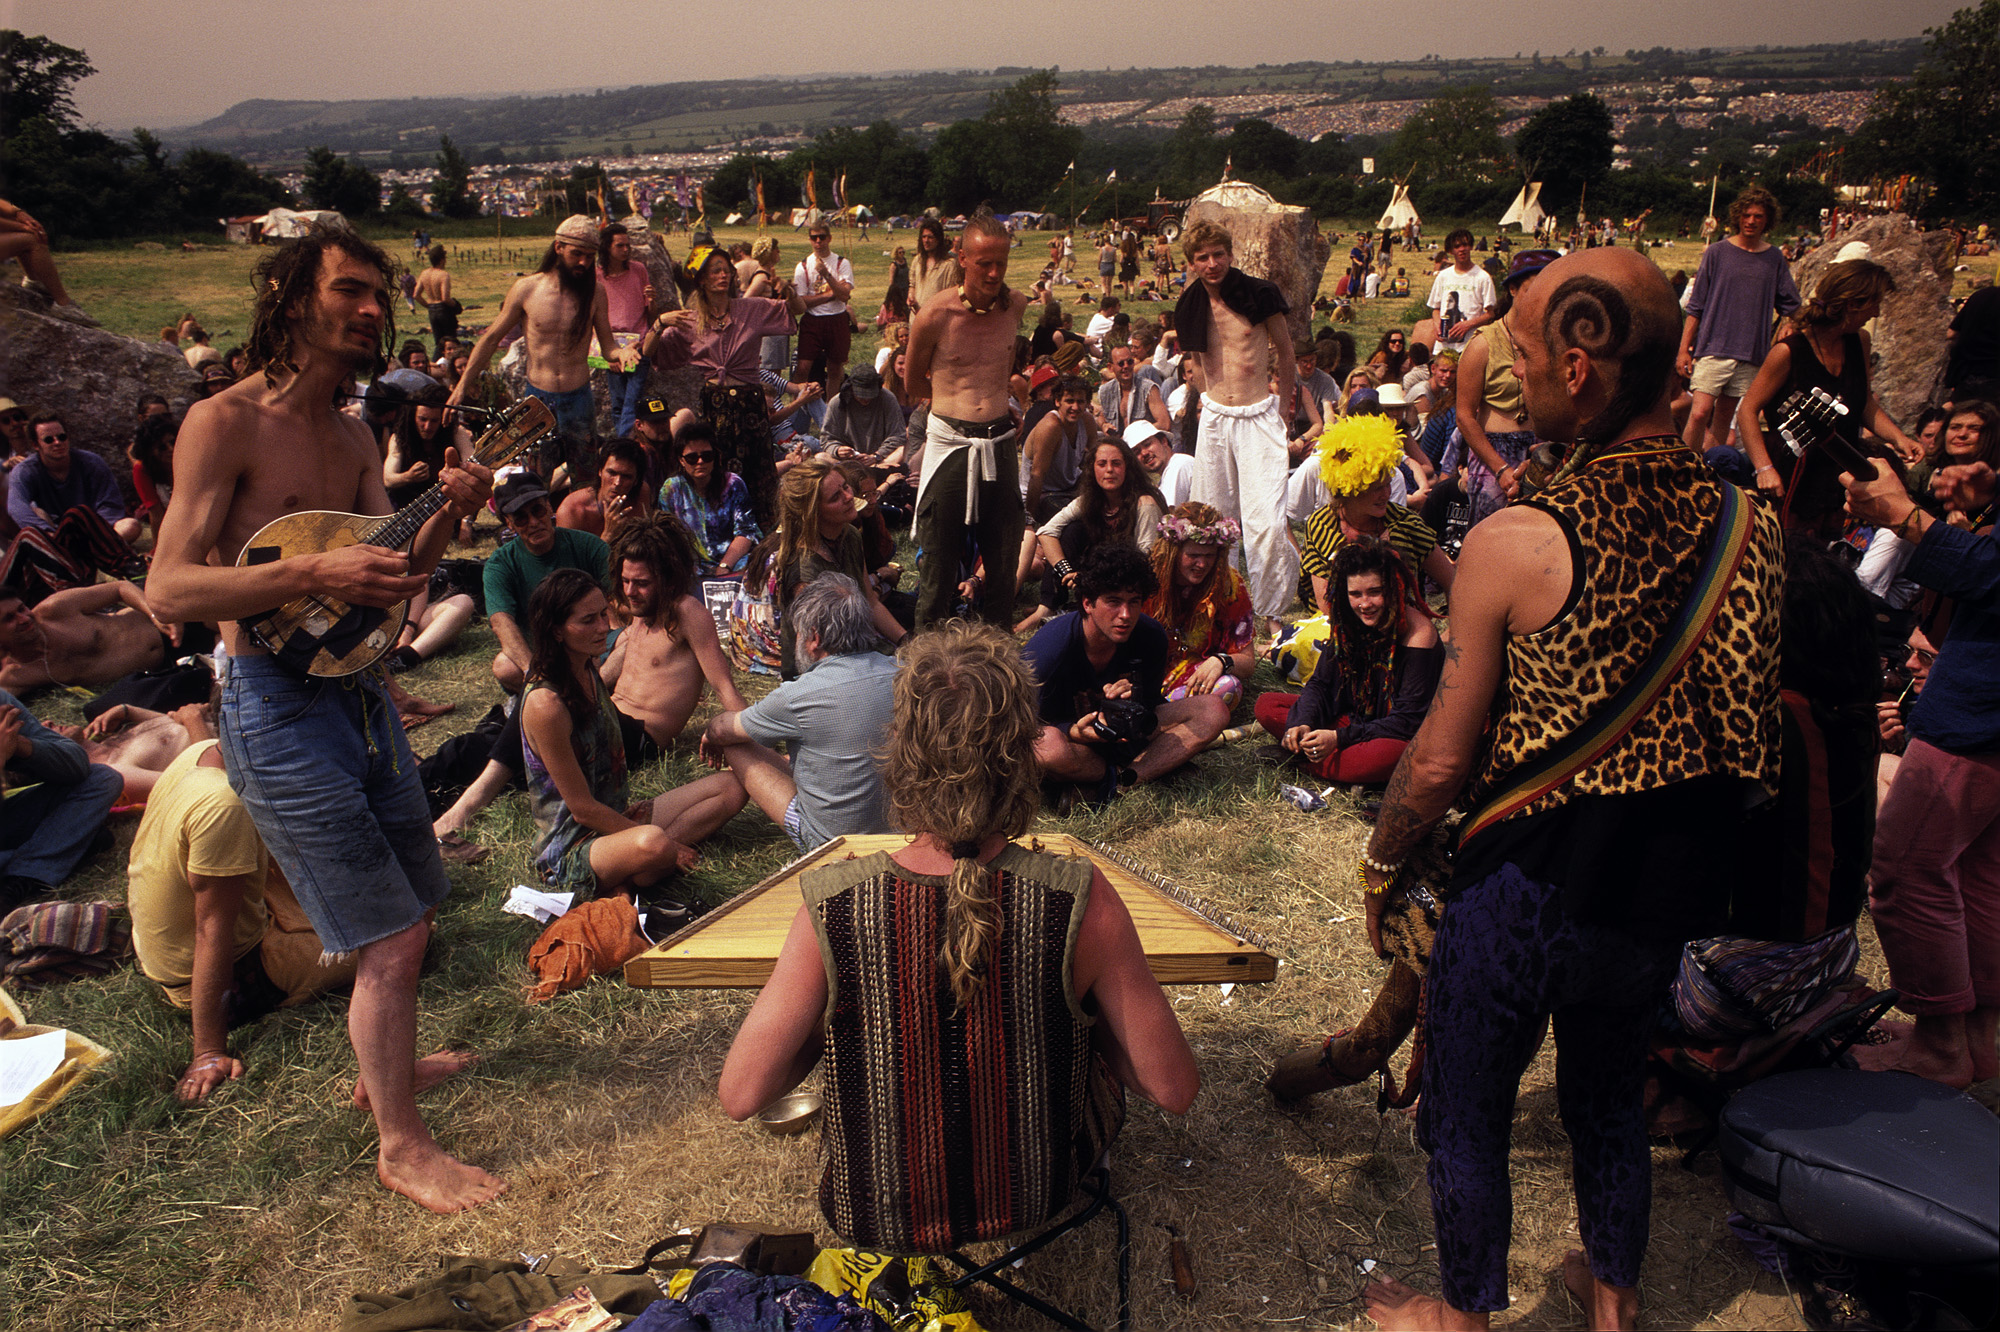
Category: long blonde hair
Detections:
[
  {"x1": 883, "y1": 624, "x2": 1043, "y2": 1006},
  {"x1": 771, "y1": 456, "x2": 837, "y2": 602}
]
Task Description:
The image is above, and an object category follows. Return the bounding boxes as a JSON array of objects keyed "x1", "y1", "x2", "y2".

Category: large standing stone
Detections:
[
  {"x1": 1791, "y1": 214, "x2": 1953, "y2": 426},
  {"x1": 1182, "y1": 182, "x2": 1332, "y2": 346},
  {"x1": 0, "y1": 283, "x2": 202, "y2": 502}
]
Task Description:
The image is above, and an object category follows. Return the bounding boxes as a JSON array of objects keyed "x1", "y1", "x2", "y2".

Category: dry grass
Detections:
[{"x1": 5, "y1": 224, "x2": 1921, "y2": 1332}]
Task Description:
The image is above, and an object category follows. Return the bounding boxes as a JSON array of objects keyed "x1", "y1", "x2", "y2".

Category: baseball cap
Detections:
[
  {"x1": 554, "y1": 214, "x2": 599, "y2": 248},
  {"x1": 1376, "y1": 382, "x2": 1408, "y2": 408},
  {"x1": 1029, "y1": 364, "x2": 1058, "y2": 394},
  {"x1": 847, "y1": 365, "x2": 882, "y2": 400},
  {"x1": 494, "y1": 474, "x2": 552, "y2": 516},
  {"x1": 0, "y1": 397, "x2": 22, "y2": 418},
  {"x1": 638, "y1": 397, "x2": 672, "y2": 423},
  {"x1": 1122, "y1": 420, "x2": 1170, "y2": 451},
  {"x1": 1834, "y1": 241, "x2": 1874, "y2": 264},
  {"x1": 1505, "y1": 249, "x2": 1563, "y2": 286},
  {"x1": 201, "y1": 363, "x2": 234, "y2": 384}
]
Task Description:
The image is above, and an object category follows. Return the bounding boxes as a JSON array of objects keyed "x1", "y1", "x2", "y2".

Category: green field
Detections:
[{"x1": 11, "y1": 219, "x2": 1937, "y2": 1332}]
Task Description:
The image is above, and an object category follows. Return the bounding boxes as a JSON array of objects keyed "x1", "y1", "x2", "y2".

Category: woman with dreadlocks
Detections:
[
  {"x1": 718, "y1": 622, "x2": 1197, "y2": 1250},
  {"x1": 1254, "y1": 538, "x2": 1442, "y2": 784},
  {"x1": 1144, "y1": 502, "x2": 1255, "y2": 705},
  {"x1": 639, "y1": 241, "x2": 808, "y2": 528}
]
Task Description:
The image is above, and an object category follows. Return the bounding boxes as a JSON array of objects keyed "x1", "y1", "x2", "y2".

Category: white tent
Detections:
[
  {"x1": 253, "y1": 207, "x2": 350, "y2": 239},
  {"x1": 1376, "y1": 184, "x2": 1420, "y2": 233},
  {"x1": 1498, "y1": 182, "x2": 1547, "y2": 234}
]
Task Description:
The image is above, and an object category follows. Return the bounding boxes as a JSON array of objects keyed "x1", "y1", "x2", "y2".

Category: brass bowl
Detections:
[{"x1": 755, "y1": 1090, "x2": 823, "y2": 1135}]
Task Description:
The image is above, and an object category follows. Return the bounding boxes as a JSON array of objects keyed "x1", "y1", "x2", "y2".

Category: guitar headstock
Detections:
[{"x1": 469, "y1": 398, "x2": 558, "y2": 472}]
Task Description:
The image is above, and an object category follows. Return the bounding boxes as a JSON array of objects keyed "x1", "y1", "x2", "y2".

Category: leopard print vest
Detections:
[{"x1": 1464, "y1": 441, "x2": 1784, "y2": 825}]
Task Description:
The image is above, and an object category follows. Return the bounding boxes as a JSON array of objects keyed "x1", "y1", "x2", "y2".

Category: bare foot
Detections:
[
  {"x1": 1969, "y1": 1009, "x2": 1998, "y2": 1083},
  {"x1": 376, "y1": 1140, "x2": 507, "y2": 1215},
  {"x1": 1560, "y1": 1249, "x2": 1639, "y2": 1331},
  {"x1": 1852, "y1": 1030, "x2": 1973, "y2": 1089},
  {"x1": 354, "y1": 1049, "x2": 480, "y2": 1111},
  {"x1": 1362, "y1": 1276, "x2": 1486, "y2": 1330},
  {"x1": 389, "y1": 686, "x2": 454, "y2": 719}
]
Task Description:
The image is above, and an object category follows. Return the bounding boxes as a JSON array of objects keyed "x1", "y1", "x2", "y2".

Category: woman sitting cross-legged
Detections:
[
  {"x1": 1255, "y1": 539, "x2": 1442, "y2": 785},
  {"x1": 520, "y1": 569, "x2": 746, "y2": 906},
  {"x1": 718, "y1": 623, "x2": 1198, "y2": 1257}
]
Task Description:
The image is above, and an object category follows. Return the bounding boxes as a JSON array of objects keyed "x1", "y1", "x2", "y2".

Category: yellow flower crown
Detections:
[{"x1": 1316, "y1": 413, "x2": 1405, "y2": 497}]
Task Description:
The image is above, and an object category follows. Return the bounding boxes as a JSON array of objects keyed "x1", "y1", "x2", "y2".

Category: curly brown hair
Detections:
[
  {"x1": 1727, "y1": 185, "x2": 1782, "y2": 234},
  {"x1": 882, "y1": 623, "x2": 1043, "y2": 1007},
  {"x1": 244, "y1": 226, "x2": 398, "y2": 386}
]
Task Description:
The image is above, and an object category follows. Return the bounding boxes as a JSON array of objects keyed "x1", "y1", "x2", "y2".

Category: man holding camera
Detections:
[{"x1": 1023, "y1": 544, "x2": 1230, "y2": 805}]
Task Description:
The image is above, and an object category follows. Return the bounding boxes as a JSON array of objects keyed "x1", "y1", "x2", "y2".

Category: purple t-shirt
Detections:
[
  {"x1": 649, "y1": 295, "x2": 795, "y2": 382},
  {"x1": 1684, "y1": 241, "x2": 1802, "y2": 365}
]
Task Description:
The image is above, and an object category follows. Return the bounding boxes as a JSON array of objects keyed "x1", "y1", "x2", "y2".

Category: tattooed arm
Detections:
[{"x1": 1359, "y1": 502, "x2": 1571, "y2": 954}]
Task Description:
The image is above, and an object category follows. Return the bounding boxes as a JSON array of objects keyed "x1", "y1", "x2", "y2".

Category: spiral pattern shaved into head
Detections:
[{"x1": 1540, "y1": 272, "x2": 1678, "y2": 445}]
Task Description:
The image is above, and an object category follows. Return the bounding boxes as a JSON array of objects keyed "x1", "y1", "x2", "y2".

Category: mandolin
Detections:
[{"x1": 235, "y1": 398, "x2": 554, "y2": 677}]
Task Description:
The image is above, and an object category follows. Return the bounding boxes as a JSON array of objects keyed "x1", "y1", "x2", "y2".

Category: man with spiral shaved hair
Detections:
[{"x1": 1354, "y1": 247, "x2": 1784, "y2": 1332}]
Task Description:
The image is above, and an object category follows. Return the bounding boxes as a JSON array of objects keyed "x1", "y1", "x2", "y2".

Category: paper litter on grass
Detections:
[
  {"x1": 0, "y1": 1027, "x2": 66, "y2": 1107},
  {"x1": 505, "y1": 885, "x2": 575, "y2": 924}
]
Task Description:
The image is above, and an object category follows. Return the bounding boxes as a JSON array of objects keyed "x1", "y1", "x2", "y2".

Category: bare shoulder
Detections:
[{"x1": 673, "y1": 594, "x2": 716, "y2": 639}]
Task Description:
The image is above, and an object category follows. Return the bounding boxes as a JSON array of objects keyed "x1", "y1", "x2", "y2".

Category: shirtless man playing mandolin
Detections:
[
  {"x1": 903, "y1": 210, "x2": 1030, "y2": 627},
  {"x1": 148, "y1": 228, "x2": 504, "y2": 1214}
]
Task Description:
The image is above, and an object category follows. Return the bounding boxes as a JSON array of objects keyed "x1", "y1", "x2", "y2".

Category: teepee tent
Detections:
[
  {"x1": 1498, "y1": 182, "x2": 1546, "y2": 234},
  {"x1": 1376, "y1": 184, "x2": 1420, "y2": 233}
]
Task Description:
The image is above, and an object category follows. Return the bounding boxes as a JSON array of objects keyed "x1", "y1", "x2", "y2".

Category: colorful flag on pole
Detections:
[
  {"x1": 1106, "y1": 168, "x2": 1117, "y2": 183},
  {"x1": 806, "y1": 167, "x2": 818, "y2": 209},
  {"x1": 756, "y1": 176, "x2": 767, "y2": 228}
]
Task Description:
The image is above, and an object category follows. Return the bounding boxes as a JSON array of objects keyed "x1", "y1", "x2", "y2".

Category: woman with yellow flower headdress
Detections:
[
  {"x1": 638, "y1": 241, "x2": 809, "y2": 527},
  {"x1": 1298, "y1": 415, "x2": 1455, "y2": 618}
]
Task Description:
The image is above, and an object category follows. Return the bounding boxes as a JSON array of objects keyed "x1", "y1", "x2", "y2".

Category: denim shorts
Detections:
[
  {"x1": 219, "y1": 654, "x2": 450, "y2": 955},
  {"x1": 524, "y1": 383, "x2": 595, "y2": 442}
]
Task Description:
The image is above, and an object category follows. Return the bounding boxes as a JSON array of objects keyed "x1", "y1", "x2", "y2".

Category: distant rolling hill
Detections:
[{"x1": 158, "y1": 44, "x2": 1922, "y2": 167}]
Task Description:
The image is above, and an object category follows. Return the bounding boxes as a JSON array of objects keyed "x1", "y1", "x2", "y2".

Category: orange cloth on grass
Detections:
[{"x1": 525, "y1": 895, "x2": 649, "y2": 1004}]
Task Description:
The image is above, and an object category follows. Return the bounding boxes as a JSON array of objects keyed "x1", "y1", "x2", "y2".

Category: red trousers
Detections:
[
  {"x1": 1870, "y1": 738, "x2": 2000, "y2": 1015},
  {"x1": 1254, "y1": 692, "x2": 1407, "y2": 784}
]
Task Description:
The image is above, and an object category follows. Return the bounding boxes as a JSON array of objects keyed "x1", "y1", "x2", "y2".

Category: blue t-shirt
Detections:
[
  {"x1": 1021, "y1": 610, "x2": 1168, "y2": 727},
  {"x1": 738, "y1": 650, "x2": 898, "y2": 847}
]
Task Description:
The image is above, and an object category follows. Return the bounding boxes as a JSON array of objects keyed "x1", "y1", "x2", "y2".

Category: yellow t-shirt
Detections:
[{"x1": 128, "y1": 740, "x2": 269, "y2": 989}]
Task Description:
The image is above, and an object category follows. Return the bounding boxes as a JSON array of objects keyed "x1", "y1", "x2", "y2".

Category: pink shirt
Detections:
[
  {"x1": 599, "y1": 262, "x2": 650, "y2": 334},
  {"x1": 650, "y1": 296, "x2": 796, "y2": 383}
]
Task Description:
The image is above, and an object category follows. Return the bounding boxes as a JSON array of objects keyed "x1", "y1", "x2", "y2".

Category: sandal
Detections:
[{"x1": 436, "y1": 831, "x2": 490, "y2": 866}]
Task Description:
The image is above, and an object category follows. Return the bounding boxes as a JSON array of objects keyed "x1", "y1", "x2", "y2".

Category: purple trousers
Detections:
[{"x1": 1418, "y1": 861, "x2": 1678, "y2": 1312}]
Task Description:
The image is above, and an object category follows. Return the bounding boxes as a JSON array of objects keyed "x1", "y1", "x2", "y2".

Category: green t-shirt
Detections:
[{"x1": 482, "y1": 527, "x2": 611, "y2": 622}]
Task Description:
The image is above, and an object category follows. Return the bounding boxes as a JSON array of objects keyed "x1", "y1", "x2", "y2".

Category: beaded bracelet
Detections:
[
  {"x1": 1355, "y1": 860, "x2": 1388, "y2": 899},
  {"x1": 1360, "y1": 851, "x2": 1400, "y2": 876}
]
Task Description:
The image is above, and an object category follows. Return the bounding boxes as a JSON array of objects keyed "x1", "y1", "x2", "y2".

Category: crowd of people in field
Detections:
[{"x1": 2, "y1": 181, "x2": 1996, "y2": 1329}]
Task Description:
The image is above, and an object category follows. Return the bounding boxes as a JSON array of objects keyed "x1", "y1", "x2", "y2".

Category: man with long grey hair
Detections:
[{"x1": 699, "y1": 573, "x2": 897, "y2": 850}]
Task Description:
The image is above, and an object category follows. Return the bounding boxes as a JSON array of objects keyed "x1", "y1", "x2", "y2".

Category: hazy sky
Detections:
[{"x1": 10, "y1": 0, "x2": 1967, "y2": 132}]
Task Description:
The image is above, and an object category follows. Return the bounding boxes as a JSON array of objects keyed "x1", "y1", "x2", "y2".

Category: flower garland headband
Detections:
[
  {"x1": 1158, "y1": 511, "x2": 1241, "y2": 548},
  {"x1": 1316, "y1": 413, "x2": 1404, "y2": 498}
]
